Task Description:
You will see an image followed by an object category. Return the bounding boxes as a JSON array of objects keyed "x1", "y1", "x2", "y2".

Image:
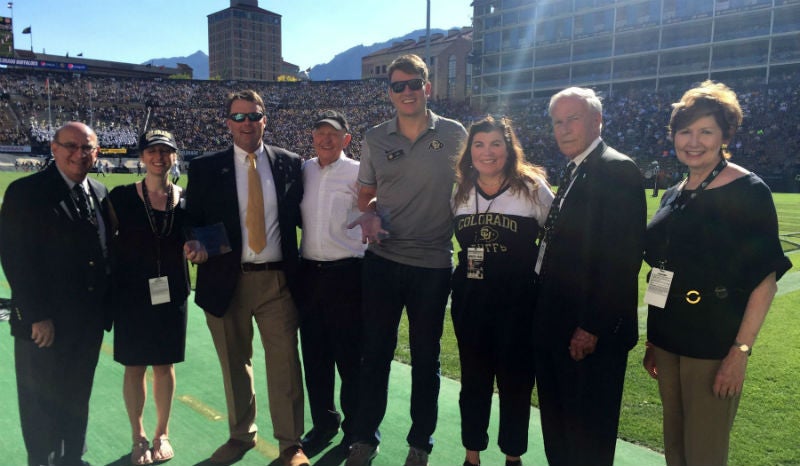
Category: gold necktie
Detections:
[{"x1": 246, "y1": 152, "x2": 267, "y2": 253}]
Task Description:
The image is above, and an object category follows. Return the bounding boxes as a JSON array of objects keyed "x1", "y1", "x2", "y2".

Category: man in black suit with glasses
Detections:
[{"x1": 1, "y1": 121, "x2": 112, "y2": 466}]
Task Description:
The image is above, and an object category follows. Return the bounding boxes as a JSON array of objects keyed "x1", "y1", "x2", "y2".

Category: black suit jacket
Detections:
[
  {"x1": 0, "y1": 164, "x2": 112, "y2": 341},
  {"x1": 534, "y1": 142, "x2": 646, "y2": 351},
  {"x1": 185, "y1": 145, "x2": 303, "y2": 317}
]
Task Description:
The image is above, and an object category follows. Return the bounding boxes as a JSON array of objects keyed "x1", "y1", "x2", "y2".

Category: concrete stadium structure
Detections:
[{"x1": 469, "y1": 0, "x2": 800, "y2": 108}]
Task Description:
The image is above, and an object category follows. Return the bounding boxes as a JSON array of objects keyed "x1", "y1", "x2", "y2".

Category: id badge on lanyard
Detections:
[
  {"x1": 467, "y1": 246, "x2": 484, "y2": 280},
  {"x1": 644, "y1": 268, "x2": 673, "y2": 309},
  {"x1": 149, "y1": 276, "x2": 171, "y2": 305}
]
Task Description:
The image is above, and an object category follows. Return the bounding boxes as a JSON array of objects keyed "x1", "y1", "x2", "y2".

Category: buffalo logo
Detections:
[
  {"x1": 429, "y1": 139, "x2": 444, "y2": 151},
  {"x1": 478, "y1": 226, "x2": 499, "y2": 242}
]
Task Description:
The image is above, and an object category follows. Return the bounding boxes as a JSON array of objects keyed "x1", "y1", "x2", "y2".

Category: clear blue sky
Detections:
[{"x1": 5, "y1": 0, "x2": 473, "y2": 70}]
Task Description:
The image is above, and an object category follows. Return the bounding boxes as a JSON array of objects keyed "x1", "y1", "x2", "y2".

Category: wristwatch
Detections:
[{"x1": 734, "y1": 341, "x2": 752, "y2": 356}]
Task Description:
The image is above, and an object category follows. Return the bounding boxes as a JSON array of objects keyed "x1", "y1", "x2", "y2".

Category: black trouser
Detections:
[
  {"x1": 350, "y1": 252, "x2": 451, "y2": 453},
  {"x1": 534, "y1": 345, "x2": 629, "y2": 466},
  {"x1": 15, "y1": 328, "x2": 103, "y2": 466},
  {"x1": 451, "y1": 270, "x2": 535, "y2": 457},
  {"x1": 297, "y1": 258, "x2": 363, "y2": 440}
]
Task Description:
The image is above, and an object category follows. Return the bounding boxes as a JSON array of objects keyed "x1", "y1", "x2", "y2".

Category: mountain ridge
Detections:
[{"x1": 143, "y1": 28, "x2": 452, "y2": 81}]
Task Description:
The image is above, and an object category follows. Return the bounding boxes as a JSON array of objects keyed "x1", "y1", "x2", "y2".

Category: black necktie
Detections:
[
  {"x1": 72, "y1": 183, "x2": 95, "y2": 226},
  {"x1": 540, "y1": 161, "x2": 576, "y2": 245}
]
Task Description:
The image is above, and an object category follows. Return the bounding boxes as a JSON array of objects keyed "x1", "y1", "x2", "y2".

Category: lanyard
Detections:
[
  {"x1": 141, "y1": 182, "x2": 176, "y2": 276},
  {"x1": 657, "y1": 158, "x2": 727, "y2": 269},
  {"x1": 474, "y1": 182, "x2": 505, "y2": 214},
  {"x1": 668, "y1": 158, "x2": 727, "y2": 212}
]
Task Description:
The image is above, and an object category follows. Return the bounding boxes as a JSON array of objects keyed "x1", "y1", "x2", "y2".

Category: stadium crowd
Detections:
[{"x1": 1, "y1": 70, "x2": 798, "y2": 186}]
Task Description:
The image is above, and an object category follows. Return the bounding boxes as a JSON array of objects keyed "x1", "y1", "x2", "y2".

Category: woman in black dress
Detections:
[
  {"x1": 111, "y1": 129, "x2": 206, "y2": 465},
  {"x1": 641, "y1": 81, "x2": 791, "y2": 465}
]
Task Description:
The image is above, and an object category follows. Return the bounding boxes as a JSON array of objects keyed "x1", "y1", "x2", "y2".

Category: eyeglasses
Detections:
[
  {"x1": 389, "y1": 78, "x2": 425, "y2": 93},
  {"x1": 54, "y1": 140, "x2": 97, "y2": 154},
  {"x1": 229, "y1": 112, "x2": 264, "y2": 122}
]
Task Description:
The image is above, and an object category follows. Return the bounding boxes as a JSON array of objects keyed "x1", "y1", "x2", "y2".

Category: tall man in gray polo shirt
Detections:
[{"x1": 345, "y1": 54, "x2": 468, "y2": 466}]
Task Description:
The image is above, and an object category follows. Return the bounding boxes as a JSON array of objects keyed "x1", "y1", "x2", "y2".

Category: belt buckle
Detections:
[{"x1": 685, "y1": 290, "x2": 701, "y2": 304}]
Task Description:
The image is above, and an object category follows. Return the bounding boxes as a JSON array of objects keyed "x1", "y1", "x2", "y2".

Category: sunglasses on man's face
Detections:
[
  {"x1": 389, "y1": 78, "x2": 425, "y2": 93},
  {"x1": 229, "y1": 112, "x2": 264, "y2": 122}
]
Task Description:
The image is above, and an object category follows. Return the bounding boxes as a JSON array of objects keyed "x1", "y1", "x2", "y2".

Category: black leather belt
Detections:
[
  {"x1": 241, "y1": 261, "x2": 283, "y2": 272},
  {"x1": 674, "y1": 286, "x2": 737, "y2": 304},
  {"x1": 303, "y1": 257, "x2": 362, "y2": 269}
]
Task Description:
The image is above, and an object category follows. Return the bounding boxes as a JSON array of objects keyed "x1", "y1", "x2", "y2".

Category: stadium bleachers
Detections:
[{"x1": 0, "y1": 70, "x2": 798, "y2": 190}]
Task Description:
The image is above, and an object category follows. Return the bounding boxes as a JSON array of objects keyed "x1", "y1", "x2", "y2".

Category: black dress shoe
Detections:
[{"x1": 301, "y1": 426, "x2": 339, "y2": 453}]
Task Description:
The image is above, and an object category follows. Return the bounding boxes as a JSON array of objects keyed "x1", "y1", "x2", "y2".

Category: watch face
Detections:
[{"x1": 737, "y1": 343, "x2": 751, "y2": 355}]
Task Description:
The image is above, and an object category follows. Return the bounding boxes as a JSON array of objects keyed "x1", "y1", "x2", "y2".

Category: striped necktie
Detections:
[{"x1": 72, "y1": 183, "x2": 96, "y2": 226}]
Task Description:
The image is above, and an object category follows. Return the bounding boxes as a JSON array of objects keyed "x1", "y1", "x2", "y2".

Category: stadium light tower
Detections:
[{"x1": 424, "y1": 0, "x2": 431, "y2": 65}]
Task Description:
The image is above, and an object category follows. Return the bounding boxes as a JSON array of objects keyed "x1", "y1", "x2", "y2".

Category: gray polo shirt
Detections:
[{"x1": 358, "y1": 110, "x2": 467, "y2": 269}]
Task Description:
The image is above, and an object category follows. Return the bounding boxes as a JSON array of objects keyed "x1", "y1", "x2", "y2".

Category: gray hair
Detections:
[{"x1": 548, "y1": 87, "x2": 603, "y2": 117}]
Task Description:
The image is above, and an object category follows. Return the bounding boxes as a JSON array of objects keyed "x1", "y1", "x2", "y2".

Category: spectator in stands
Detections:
[
  {"x1": 0, "y1": 121, "x2": 111, "y2": 466},
  {"x1": 3, "y1": 70, "x2": 797, "y2": 185},
  {"x1": 297, "y1": 110, "x2": 367, "y2": 456},
  {"x1": 169, "y1": 159, "x2": 180, "y2": 184},
  {"x1": 184, "y1": 89, "x2": 308, "y2": 466},
  {"x1": 110, "y1": 129, "x2": 206, "y2": 465},
  {"x1": 450, "y1": 115, "x2": 553, "y2": 466},
  {"x1": 345, "y1": 54, "x2": 468, "y2": 466},
  {"x1": 642, "y1": 80, "x2": 792, "y2": 466}
]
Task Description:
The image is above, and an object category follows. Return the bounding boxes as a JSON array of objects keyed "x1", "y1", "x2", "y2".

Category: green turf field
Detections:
[{"x1": 0, "y1": 171, "x2": 797, "y2": 465}]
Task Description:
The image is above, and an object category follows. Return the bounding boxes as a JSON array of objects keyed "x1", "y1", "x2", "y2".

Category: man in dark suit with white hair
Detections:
[{"x1": 533, "y1": 87, "x2": 646, "y2": 466}]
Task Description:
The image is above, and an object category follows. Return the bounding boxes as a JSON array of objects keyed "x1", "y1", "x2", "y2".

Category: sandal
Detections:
[
  {"x1": 131, "y1": 438, "x2": 153, "y2": 465},
  {"x1": 152, "y1": 436, "x2": 175, "y2": 462}
]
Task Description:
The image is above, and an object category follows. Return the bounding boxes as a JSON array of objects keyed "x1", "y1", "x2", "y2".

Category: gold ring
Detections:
[{"x1": 686, "y1": 290, "x2": 701, "y2": 304}]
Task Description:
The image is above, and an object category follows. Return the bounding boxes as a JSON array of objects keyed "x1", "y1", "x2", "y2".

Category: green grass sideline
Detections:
[{"x1": 1, "y1": 171, "x2": 798, "y2": 465}]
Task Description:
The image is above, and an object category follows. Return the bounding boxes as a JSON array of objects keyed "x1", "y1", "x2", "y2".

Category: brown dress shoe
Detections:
[
  {"x1": 210, "y1": 438, "x2": 256, "y2": 464},
  {"x1": 281, "y1": 446, "x2": 310, "y2": 466}
]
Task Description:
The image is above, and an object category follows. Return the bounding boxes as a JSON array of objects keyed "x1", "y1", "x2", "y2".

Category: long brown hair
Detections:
[{"x1": 453, "y1": 115, "x2": 549, "y2": 207}]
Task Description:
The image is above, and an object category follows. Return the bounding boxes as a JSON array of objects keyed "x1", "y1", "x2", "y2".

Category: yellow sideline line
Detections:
[
  {"x1": 97, "y1": 342, "x2": 281, "y2": 459},
  {"x1": 100, "y1": 342, "x2": 114, "y2": 356},
  {"x1": 176, "y1": 395, "x2": 280, "y2": 459},
  {"x1": 177, "y1": 394, "x2": 225, "y2": 421}
]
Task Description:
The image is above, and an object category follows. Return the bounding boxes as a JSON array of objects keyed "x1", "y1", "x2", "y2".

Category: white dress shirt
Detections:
[
  {"x1": 233, "y1": 144, "x2": 282, "y2": 263},
  {"x1": 300, "y1": 154, "x2": 366, "y2": 261}
]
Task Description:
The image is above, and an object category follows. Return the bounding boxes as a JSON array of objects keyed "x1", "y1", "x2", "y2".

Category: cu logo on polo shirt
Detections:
[{"x1": 429, "y1": 139, "x2": 444, "y2": 151}]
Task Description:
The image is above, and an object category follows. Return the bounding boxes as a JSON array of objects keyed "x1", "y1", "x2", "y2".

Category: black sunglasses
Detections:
[
  {"x1": 389, "y1": 78, "x2": 425, "y2": 93},
  {"x1": 229, "y1": 112, "x2": 264, "y2": 122}
]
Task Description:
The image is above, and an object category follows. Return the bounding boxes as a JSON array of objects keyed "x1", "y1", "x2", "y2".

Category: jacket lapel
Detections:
[{"x1": 265, "y1": 146, "x2": 286, "y2": 203}]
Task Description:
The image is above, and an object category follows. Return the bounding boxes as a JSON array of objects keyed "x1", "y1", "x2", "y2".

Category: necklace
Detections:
[
  {"x1": 141, "y1": 181, "x2": 175, "y2": 238},
  {"x1": 477, "y1": 176, "x2": 505, "y2": 188}
]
